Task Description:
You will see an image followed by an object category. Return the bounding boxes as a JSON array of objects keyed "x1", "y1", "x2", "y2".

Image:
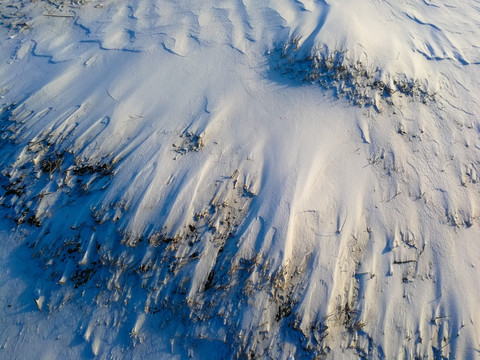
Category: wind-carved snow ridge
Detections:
[
  {"x1": 0, "y1": 94, "x2": 372, "y2": 359},
  {"x1": 271, "y1": 40, "x2": 437, "y2": 112},
  {"x1": 0, "y1": 100, "x2": 253, "y2": 256},
  {"x1": 0, "y1": 100, "x2": 274, "y2": 357},
  {"x1": 0, "y1": 99, "x2": 329, "y2": 359}
]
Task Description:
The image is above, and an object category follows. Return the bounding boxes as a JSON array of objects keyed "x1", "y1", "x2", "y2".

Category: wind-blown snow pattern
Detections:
[{"x1": 1, "y1": 0, "x2": 480, "y2": 359}]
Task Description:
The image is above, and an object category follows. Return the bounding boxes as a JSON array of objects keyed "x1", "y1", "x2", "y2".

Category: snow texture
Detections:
[{"x1": 1, "y1": 0, "x2": 480, "y2": 359}]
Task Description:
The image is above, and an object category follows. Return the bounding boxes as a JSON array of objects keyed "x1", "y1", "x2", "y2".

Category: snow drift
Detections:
[{"x1": 1, "y1": 0, "x2": 480, "y2": 358}]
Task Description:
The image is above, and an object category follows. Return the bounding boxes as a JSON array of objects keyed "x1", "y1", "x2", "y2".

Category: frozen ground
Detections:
[{"x1": 1, "y1": 0, "x2": 480, "y2": 358}]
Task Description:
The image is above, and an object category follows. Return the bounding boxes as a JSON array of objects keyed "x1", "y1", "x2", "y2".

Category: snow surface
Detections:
[{"x1": 1, "y1": 0, "x2": 480, "y2": 358}]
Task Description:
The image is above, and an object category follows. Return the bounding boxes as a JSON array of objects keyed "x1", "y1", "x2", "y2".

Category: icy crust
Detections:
[{"x1": 271, "y1": 41, "x2": 437, "y2": 112}]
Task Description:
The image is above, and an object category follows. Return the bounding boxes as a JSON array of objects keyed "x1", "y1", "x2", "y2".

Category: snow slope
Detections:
[{"x1": 1, "y1": 0, "x2": 480, "y2": 358}]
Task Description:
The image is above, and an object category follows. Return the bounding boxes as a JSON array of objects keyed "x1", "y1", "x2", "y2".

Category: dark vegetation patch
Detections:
[
  {"x1": 271, "y1": 39, "x2": 437, "y2": 111},
  {"x1": 173, "y1": 130, "x2": 204, "y2": 156}
]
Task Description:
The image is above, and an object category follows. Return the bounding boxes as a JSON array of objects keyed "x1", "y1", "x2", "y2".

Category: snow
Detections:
[{"x1": 1, "y1": 0, "x2": 480, "y2": 358}]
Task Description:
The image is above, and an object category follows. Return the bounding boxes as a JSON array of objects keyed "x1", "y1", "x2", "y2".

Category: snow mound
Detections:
[{"x1": 1, "y1": 0, "x2": 480, "y2": 359}]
